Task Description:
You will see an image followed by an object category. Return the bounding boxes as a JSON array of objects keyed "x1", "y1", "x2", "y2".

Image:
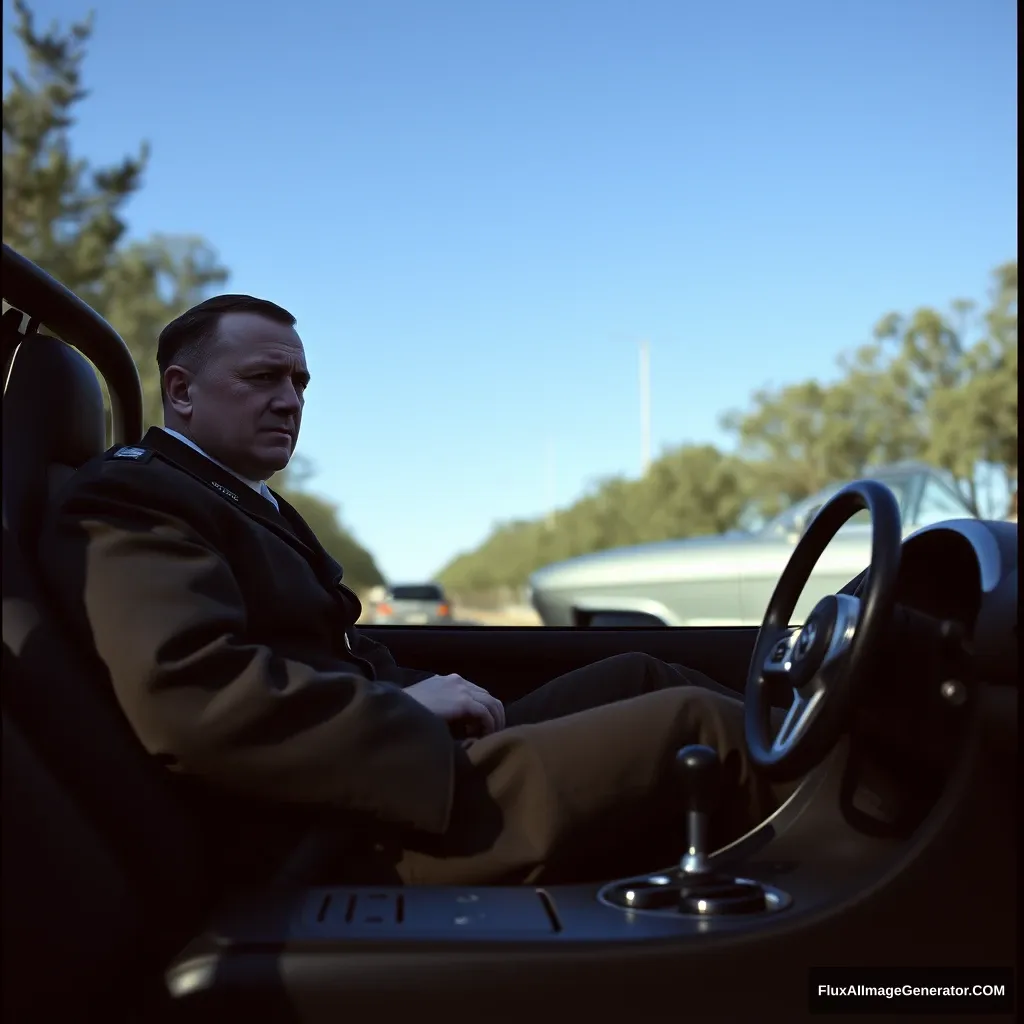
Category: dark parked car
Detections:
[{"x1": 371, "y1": 583, "x2": 453, "y2": 625}]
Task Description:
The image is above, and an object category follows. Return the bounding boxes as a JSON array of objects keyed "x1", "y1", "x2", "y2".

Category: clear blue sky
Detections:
[{"x1": 5, "y1": 0, "x2": 1017, "y2": 580}]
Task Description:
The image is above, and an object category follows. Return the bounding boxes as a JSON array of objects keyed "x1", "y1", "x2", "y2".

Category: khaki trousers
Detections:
[{"x1": 385, "y1": 653, "x2": 789, "y2": 886}]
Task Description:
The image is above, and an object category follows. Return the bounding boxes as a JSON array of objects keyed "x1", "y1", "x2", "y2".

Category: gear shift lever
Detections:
[
  {"x1": 673, "y1": 745, "x2": 721, "y2": 876},
  {"x1": 671, "y1": 745, "x2": 769, "y2": 915},
  {"x1": 597, "y1": 745, "x2": 784, "y2": 915}
]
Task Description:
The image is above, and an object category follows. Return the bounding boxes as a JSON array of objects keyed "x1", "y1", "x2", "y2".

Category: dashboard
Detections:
[
  {"x1": 852, "y1": 518, "x2": 1017, "y2": 684},
  {"x1": 894, "y1": 527, "x2": 986, "y2": 626}
]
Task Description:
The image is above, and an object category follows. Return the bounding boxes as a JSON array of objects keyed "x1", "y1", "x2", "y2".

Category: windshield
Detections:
[{"x1": 760, "y1": 478, "x2": 909, "y2": 538}]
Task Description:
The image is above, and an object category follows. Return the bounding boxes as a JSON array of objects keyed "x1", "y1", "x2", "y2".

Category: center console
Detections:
[
  {"x1": 166, "y1": 736, "x2": 910, "y2": 972},
  {"x1": 163, "y1": 702, "x2": 1014, "y2": 1022}
]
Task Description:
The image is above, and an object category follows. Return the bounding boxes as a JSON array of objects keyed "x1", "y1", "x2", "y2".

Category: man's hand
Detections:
[{"x1": 404, "y1": 674, "x2": 506, "y2": 736}]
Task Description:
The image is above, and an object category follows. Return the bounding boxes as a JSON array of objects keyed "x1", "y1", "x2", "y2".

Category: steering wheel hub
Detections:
[{"x1": 773, "y1": 596, "x2": 839, "y2": 685}]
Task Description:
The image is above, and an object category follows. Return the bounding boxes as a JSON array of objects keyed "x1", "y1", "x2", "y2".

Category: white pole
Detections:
[
  {"x1": 639, "y1": 339, "x2": 651, "y2": 475},
  {"x1": 545, "y1": 438, "x2": 556, "y2": 528}
]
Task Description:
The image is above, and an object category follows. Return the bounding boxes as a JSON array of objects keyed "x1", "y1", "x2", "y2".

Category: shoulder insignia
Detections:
[
  {"x1": 210, "y1": 481, "x2": 240, "y2": 503},
  {"x1": 109, "y1": 445, "x2": 153, "y2": 463}
]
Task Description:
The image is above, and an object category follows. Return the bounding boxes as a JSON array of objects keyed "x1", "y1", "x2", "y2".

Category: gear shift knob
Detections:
[
  {"x1": 673, "y1": 745, "x2": 722, "y2": 813},
  {"x1": 673, "y1": 745, "x2": 722, "y2": 875}
]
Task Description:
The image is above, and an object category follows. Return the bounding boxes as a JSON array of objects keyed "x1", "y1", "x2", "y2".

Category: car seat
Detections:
[{"x1": 2, "y1": 329, "x2": 211, "y2": 1020}]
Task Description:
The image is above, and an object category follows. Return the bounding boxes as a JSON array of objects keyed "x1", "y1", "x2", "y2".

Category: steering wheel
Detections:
[{"x1": 744, "y1": 480, "x2": 903, "y2": 781}]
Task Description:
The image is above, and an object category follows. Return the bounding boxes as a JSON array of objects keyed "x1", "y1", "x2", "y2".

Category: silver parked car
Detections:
[
  {"x1": 370, "y1": 583, "x2": 453, "y2": 625},
  {"x1": 529, "y1": 462, "x2": 976, "y2": 628}
]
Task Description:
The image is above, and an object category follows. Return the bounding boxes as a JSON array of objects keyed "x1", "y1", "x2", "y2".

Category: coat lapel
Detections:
[
  {"x1": 269, "y1": 491, "x2": 366, "y2": 621},
  {"x1": 134, "y1": 428, "x2": 370, "y2": 669},
  {"x1": 142, "y1": 429, "x2": 334, "y2": 581},
  {"x1": 140, "y1": 430, "x2": 366, "y2": 623}
]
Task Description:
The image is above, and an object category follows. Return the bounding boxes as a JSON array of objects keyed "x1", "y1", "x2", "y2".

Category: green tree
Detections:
[
  {"x1": 2, "y1": 0, "x2": 228, "y2": 424},
  {"x1": 3, "y1": 1, "x2": 386, "y2": 588},
  {"x1": 631, "y1": 445, "x2": 751, "y2": 540},
  {"x1": 720, "y1": 373, "x2": 923, "y2": 518},
  {"x1": 97, "y1": 234, "x2": 230, "y2": 417},
  {"x1": 2, "y1": 1, "x2": 143, "y2": 292},
  {"x1": 723, "y1": 261, "x2": 1018, "y2": 517},
  {"x1": 925, "y1": 262, "x2": 1017, "y2": 513},
  {"x1": 865, "y1": 262, "x2": 1017, "y2": 514}
]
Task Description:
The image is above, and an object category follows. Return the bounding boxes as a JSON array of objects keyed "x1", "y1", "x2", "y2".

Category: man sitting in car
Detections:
[{"x1": 38, "y1": 294, "x2": 788, "y2": 885}]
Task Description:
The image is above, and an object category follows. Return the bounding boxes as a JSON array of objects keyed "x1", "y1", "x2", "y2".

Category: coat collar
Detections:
[
  {"x1": 139, "y1": 428, "x2": 362, "y2": 617},
  {"x1": 159, "y1": 427, "x2": 275, "y2": 506}
]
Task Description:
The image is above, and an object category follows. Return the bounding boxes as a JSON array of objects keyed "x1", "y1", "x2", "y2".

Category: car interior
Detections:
[{"x1": 2, "y1": 242, "x2": 1017, "y2": 1022}]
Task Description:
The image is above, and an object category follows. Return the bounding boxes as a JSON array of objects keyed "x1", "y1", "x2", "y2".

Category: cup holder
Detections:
[
  {"x1": 606, "y1": 878, "x2": 680, "y2": 912},
  {"x1": 598, "y1": 872, "x2": 791, "y2": 918}
]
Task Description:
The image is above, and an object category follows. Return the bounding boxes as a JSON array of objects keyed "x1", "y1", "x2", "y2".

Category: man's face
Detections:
[{"x1": 167, "y1": 311, "x2": 310, "y2": 481}]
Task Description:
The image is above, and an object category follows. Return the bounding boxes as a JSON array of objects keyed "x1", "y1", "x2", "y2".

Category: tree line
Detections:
[
  {"x1": 2, "y1": 1, "x2": 385, "y2": 592},
  {"x1": 437, "y1": 261, "x2": 1016, "y2": 597}
]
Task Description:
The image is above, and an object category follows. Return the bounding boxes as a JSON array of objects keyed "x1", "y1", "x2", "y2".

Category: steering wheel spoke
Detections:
[
  {"x1": 820, "y1": 593, "x2": 861, "y2": 668},
  {"x1": 771, "y1": 687, "x2": 826, "y2": 756},
  {"x1": 762, "y1": 628, "x2": 799, "y2": 678}
]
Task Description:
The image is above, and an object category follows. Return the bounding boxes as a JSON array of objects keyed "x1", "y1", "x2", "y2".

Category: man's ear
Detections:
[{"x1": 162, "y1": 365, "x2": 194, "y2": 417}]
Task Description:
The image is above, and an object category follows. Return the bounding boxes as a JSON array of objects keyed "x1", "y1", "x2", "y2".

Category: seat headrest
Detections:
[{"x1": 3, "y1": 335, "x2": 107, "y2": 542}]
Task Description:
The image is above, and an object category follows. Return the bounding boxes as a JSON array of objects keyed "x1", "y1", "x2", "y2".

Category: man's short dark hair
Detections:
[{"x1": 156, "y1": 294, "x2": 296, "y2": 396}]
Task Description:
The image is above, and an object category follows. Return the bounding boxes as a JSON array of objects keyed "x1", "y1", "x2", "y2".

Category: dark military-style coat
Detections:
[{"x1": 37, "y1": 428, "x2": 456, "y2": 863}]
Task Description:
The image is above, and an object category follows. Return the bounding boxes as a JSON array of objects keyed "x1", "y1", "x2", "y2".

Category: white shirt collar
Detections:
[{"x1": 159, "y1": 427, "x2": 279, "y2": 510}]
